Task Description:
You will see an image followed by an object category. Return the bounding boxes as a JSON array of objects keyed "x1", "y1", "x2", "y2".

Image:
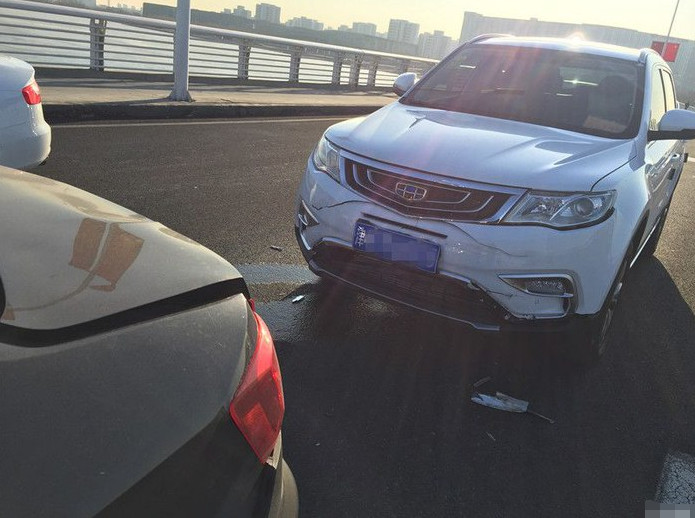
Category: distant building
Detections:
[
  {"x1": 387, "y1": 19, "x2": 419, "y2": 45},
  {"x1": 255, "y1": 3, "x2": 280, "y2": 24},
  {"x1": 352, "y1": 22, "x2": 377, "y2": 37},
  {"x1": 337, "y1": 24, "x2": 351, "y2": 32},
  {"x1": 417, "y1": 30, "x2": 454, "y2": 59},
  {"x1": 286, "y1": 16, "x2": 323, "y2": 31},
  {"x1": 72, "y1": 0, "x2": 96, "y2": 7},
  {"x1": 232, "y1": 5, "x2": 252, "y2": 18},
  {"x1": 105, "y1": 2, "x2": 140, "y2": 14},
  {"x1": 143, "y1": 2, "x2": 253, "y2": 30},
  {"x1": 142, "y1": 2, "x2": 418, "y2": 56},
  {"x1": 459, "y1": 11, "x2": 695, "y2": 101}
]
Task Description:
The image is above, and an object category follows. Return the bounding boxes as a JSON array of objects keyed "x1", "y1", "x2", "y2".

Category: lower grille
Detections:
[{"x1": 308, "y1": 243, "x2": 506, "y2": 329}]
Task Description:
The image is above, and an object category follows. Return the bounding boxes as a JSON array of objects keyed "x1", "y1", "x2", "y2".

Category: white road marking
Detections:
[
  {"x1": 654, "y1": 451, "x2": 695, "y2": 504},
  {"x1": 52, "y1": 117, "x2": 347, "y2": 129},
  {"x1": 235, "y1": 263, "x2": 318, "y2": 285}
]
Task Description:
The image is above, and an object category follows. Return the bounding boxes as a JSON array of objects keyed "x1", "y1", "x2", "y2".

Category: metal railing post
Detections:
[
  {"x1": 289, "y1": 47, "x2": 302, "y2": 83},
  {"x1": 89, "y1": 18, "x2": 106, "y2": 72},
  {"x1": 349, "y1": 56, "x2": 362, "y2": 88},
  {"x1": 398, "y1": 59, "x2": 410, "y2": 75},
  {"x1": 169, "y1": 0, "x2": 192, "y2": 101},
  {"x1": 367, "y1": 59, "x2": 379, "y2": 87},
  {"x1": 238, "y1": 42, "x2": 251, "y2": 80},
  {"x1": 331, "y1": 54, "x2": 344, "y2": 86}
]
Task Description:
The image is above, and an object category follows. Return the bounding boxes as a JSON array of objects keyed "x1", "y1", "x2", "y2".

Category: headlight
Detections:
[
  {"x1": 312, "y1": 135, "x2": 341, "y2": 182},
  {"x1": 503, "y1": 190, "x2": 616, "y2": 229}
]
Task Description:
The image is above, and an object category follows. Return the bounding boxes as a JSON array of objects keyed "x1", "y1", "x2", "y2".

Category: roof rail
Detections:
[
  {"x1": 639, "y1": 48, "x2": 660, "y2": 64},
  {"x1": 467, "y1": 33, "x2": 512, "y2": 44}
]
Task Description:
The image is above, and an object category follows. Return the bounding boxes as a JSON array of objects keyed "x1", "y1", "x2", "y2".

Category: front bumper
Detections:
[
  {"x1": 296, "y1": 158, "x2": 621, "y2": 326},
  {"x1": 296, "y1": 225, "x2": 507, "y2": 330}
]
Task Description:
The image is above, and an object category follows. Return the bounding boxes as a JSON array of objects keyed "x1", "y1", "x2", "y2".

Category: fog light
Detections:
[
  {"x1": 499, "y1": 275, "x2": 574, "y2": 298},
  {"x1": 525, "y1": 279, "x2": 566, "y2": 295}
]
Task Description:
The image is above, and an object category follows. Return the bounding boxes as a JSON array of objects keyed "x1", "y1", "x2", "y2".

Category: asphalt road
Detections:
[{"x1": 43, "y1": 118, "x2": 695, "y2": 517}]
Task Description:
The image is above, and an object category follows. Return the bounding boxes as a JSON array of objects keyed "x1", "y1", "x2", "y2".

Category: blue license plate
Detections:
[{"x1": 353, "y1": 222, "x2": 440, "y2": 273}]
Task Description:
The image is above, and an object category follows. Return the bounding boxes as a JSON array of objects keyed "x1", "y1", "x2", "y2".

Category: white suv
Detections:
[{"x1": 294, "y1": 36, "x2": 695, "y2": 362}]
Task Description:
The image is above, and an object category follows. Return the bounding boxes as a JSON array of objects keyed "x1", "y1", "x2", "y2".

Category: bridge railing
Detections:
[{"x1": 0, "y1": 0, "x2": 438, "y2": 88}]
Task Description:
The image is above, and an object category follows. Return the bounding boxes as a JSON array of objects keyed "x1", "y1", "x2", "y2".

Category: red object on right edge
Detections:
[{"x1": 651, "y1": 41, "x2": 680, "y2": 62}]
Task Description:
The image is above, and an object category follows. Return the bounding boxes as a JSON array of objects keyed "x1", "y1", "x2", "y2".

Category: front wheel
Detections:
[{"x1": 568, "y1": 248, "x2": 631, "y2": 365}]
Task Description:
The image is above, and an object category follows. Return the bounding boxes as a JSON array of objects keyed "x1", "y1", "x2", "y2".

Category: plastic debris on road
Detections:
[
  {"x1": 291, "y1": 295, "x2": 305, "y2": 303},
  {"x1": 270, "y1": 245, "x2": 283, "y2": 251},
  {"x1": 471, "y1": 391, "x2": 555, "y2": 424}
]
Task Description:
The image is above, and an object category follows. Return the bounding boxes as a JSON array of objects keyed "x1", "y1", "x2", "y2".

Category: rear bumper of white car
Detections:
[
  {"x1": 295, "y1": 158, "x2": 620, "y2": 330},
  {"x1": 0, "y1": 105, "x2": 51, "y2": 170}
]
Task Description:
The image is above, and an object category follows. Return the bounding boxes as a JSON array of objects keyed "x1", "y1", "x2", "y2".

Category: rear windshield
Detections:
[{"x1": 402, "y1": 45, "x2": 644, "y2": 139}]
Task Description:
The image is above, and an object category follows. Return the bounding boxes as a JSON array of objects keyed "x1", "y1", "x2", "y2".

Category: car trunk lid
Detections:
[{"x1": 0, "y1": 167, "x2": 243, "y2": 331}]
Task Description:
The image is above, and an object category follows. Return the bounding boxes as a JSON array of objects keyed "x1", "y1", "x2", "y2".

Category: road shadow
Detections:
[{"x1": 264, "y1": 258, "x2": 695, "y2": 517}]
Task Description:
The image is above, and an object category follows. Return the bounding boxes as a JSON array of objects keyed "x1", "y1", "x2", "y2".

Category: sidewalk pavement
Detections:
[{"x1": 37, "y1": 77, "x2": 397, "y2": 123}]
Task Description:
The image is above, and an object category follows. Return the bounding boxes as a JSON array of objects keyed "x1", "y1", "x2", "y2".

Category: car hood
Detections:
[
  {"x1": 0, "y1": 167, "x2": 241, "y2": 330},
  {"x1": 0, "y1": 55, "x2": 34, "y2": 90},
  {"x1": 326, "y1": 102, "x2": 638, "y2": 192}
]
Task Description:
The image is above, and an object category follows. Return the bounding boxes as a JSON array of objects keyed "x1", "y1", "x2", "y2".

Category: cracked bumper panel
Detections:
[{"x1": 296, "y1": 160, "x2": 617, "y2": 319}]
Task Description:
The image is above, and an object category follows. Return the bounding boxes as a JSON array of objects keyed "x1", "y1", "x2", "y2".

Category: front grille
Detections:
[
  {"x1": 309, "y1": 243, "x2": 506, "y2": 328},
  {"x1": 344, "y1": 159, "x2": 516, "y2": 222}
]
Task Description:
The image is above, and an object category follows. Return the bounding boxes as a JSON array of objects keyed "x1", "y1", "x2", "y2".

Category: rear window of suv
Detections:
[{"x1": 402, "y1": 44, "x2": 644, "y2": 139}]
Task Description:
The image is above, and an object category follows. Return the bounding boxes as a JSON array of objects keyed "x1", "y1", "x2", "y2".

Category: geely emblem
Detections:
[{"x1": 395, "y1": 182, "x2": 427, "y2": 201}]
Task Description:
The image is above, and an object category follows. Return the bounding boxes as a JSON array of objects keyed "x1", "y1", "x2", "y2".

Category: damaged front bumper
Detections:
[
  {"x1": 296, "y1": 224, "x2": 507, "y2": 331},
  {"x1": 296, "y1": 159, "x2": 618, "y2": 329}
]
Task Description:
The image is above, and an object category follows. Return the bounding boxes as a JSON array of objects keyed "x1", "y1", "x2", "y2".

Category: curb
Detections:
[{"x1": 42, "y1": 103, "x2": 386, "y2": 124}]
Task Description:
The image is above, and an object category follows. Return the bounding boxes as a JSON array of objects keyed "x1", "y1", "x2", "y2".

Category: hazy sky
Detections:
[{"x1": 173, "y1": 0, "x2": 695, "y2": 40}]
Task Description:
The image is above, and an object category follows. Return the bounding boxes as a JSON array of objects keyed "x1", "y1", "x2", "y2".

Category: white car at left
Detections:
[{"x1": 0, "y1": 55, "x2": 51, "y2": 170}]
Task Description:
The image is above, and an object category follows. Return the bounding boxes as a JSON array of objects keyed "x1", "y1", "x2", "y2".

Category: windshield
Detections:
[{"x1": 402, "y1": 44, "x2": 644, "y2": 138}]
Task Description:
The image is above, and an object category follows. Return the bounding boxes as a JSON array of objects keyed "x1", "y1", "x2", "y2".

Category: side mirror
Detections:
[
  {"x1": 393, "y1": 73, "x2": 417, "y2": 97},
  {"x1": 648, "y1": 109, "x2": 695, "y2": 141}
]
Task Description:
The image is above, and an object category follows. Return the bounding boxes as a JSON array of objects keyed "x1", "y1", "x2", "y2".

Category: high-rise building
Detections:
[
  {"x1": 352, "y1": 22, "x2": 377, "y2": 37},
  {"x1": 417, "y1": 30, "x2": 455, "y2": 59},
  {"x1": 286, "y1": 16, "x2": 324, "y2": 31},
  {"x1": 255, "y1": 3, "x2": 281, "y2": 24},
  {"x1": 387, "y1": 19, "x2": 419, "y2": 45},
  {"x1": 232, "y1": 5, "x2": 252, "y2": 18}
]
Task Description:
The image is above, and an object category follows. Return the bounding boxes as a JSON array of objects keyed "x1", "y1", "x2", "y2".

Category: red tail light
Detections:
[
  {"x1": 22, "y1": 80, "x2": 41, "y2": 105},
  {"x1": 229, "y1": 312, "x2": 285, "y2": 463}
]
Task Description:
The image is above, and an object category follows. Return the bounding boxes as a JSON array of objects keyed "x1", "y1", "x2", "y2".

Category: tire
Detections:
[
  {"x1": 640, "y1": 204, "x2": 669, "y2": 259},
  {"x1": 568, "y1": 247, "x2": 632, "y2": 365}
]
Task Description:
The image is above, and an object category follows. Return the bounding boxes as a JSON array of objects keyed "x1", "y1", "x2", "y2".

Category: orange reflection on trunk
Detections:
[{"x1": 70, "y1": 218, "x2": 144, "y2": 292}]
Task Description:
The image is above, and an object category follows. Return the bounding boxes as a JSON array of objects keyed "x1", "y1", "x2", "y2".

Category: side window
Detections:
[
  {"x1": 649, "y1": 68, "x2": 667, "y2": 130},
  {"x1": 661, "y1": 70, "x2": 676, "y2": 111}
]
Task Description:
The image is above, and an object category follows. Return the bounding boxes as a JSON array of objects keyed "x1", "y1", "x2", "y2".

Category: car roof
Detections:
[{"x1": 474, "y1": 36, "x2": 650, "y2": 62}]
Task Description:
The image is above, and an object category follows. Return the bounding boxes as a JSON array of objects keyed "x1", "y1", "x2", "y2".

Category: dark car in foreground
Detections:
[{"x1": 0, "y1": 167, "x2": 298, "y2": 517}]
